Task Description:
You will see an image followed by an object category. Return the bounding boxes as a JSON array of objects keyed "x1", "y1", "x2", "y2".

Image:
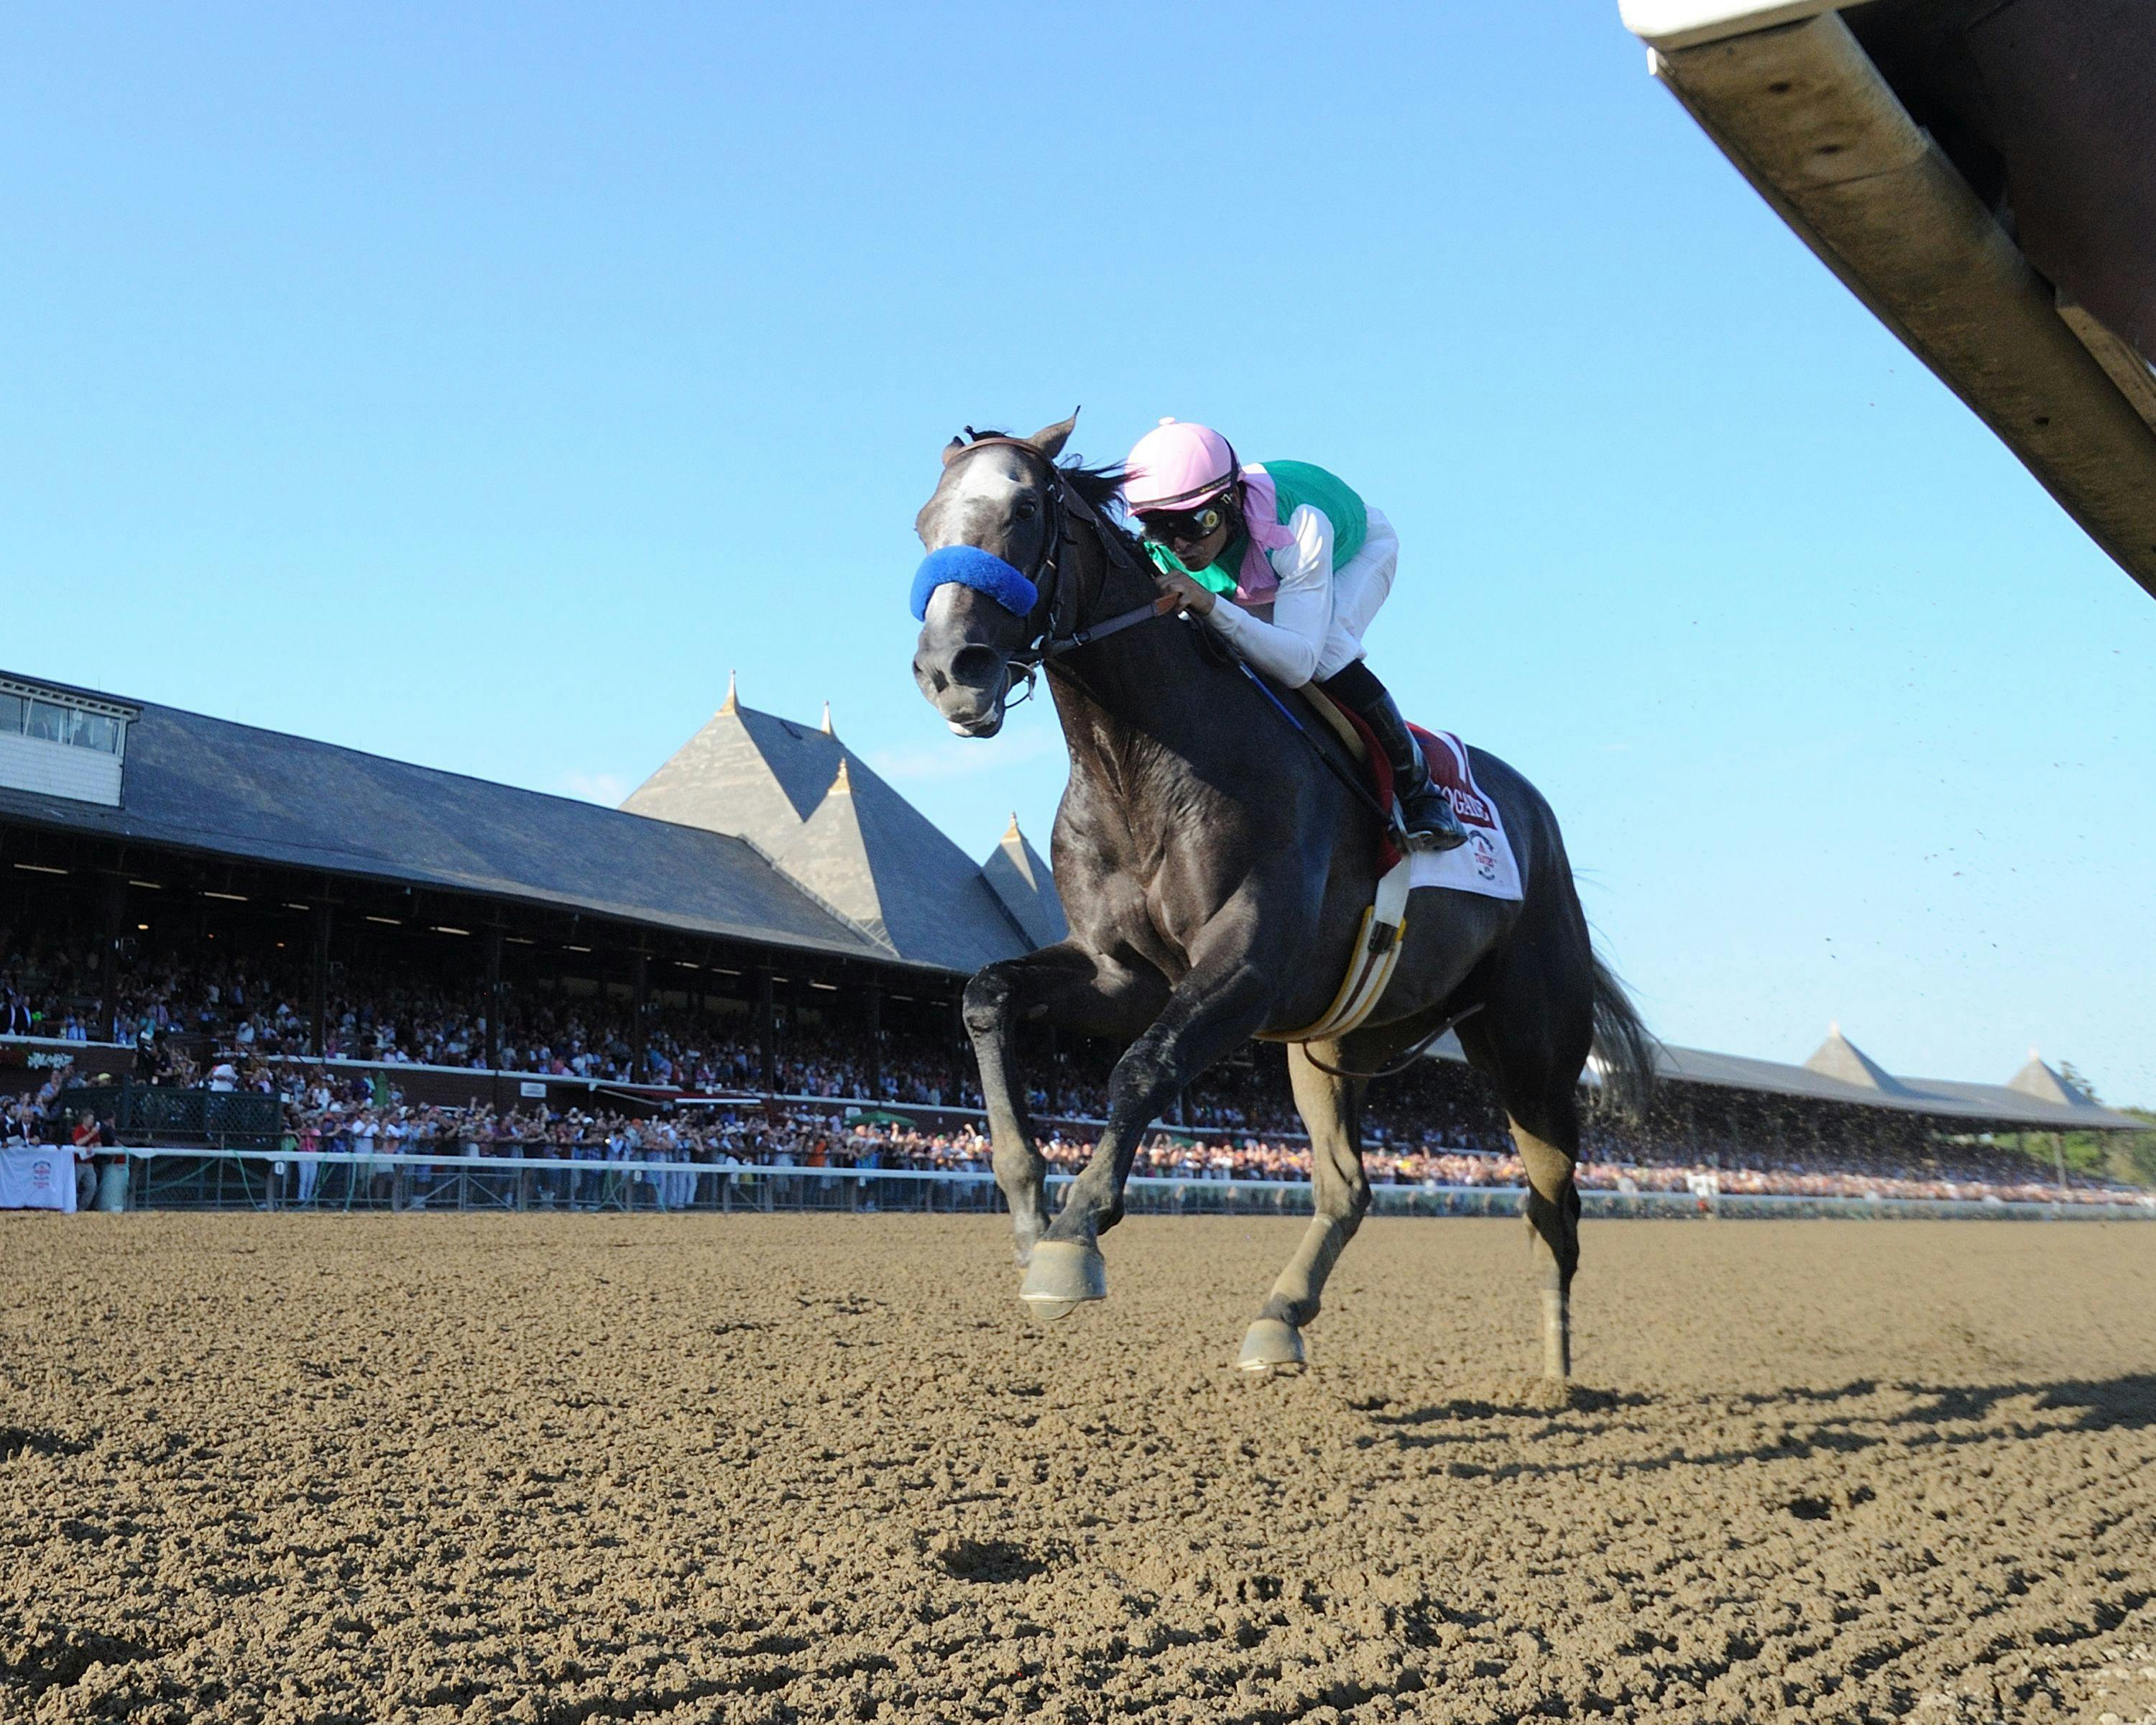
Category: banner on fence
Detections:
[{"x1": 0, "y1": 1143, "x2": 76, "y2": 1211}]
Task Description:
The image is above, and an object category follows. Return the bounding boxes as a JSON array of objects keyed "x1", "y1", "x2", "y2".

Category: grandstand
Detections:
[
  {"x1": 1, "y1": 665, "x2": 2145, "y2": 1206},
  {"x1": 0, "y1": 666, "x2": 1042, "y2": 1105}
]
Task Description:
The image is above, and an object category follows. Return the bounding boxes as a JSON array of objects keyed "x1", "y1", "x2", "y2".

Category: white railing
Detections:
[{"x1": 77, "y1": 1145, "x2": 2156, "y2": 1223}]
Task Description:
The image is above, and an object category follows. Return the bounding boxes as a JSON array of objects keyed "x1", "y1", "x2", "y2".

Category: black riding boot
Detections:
[{"x1": 1319, "y1": 663, "x2": 1468, "y2": 852}]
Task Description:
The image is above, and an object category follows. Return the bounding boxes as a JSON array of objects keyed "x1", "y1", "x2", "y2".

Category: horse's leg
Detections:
[
  {"x1": 1021, "y1": 933, "x2": 1273, "y2": 1312},
  {"x1": 1510, "y1": 1095, "x2": 1583, "y2": 1381},
  {"x1": 1238, "y1": 1039, "x2": 1369, "y2": 1372},
  {"x1": 962, "y1": 942, "x2": 1165, "y2": 1267},
  {"x1": 1457, "y1": 953, "x2": 1594, "y2": 1383}
]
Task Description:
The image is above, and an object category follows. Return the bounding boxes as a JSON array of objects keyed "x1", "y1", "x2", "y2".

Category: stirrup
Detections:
[{"x1": 1397, "y1": 792, "x2": 1468, "y2": 853}]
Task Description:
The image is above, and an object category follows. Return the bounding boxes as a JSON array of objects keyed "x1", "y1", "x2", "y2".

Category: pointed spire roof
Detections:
[
  {"x1": 622, "y1": 694, "x2": 849, "y2": 849},
  {"x1": 2007, "y1": 1052, "x2": 2099, "y2": 1110},
  {"x1": 820, "y1": 700, "x2": 833, "y2": 735},
  {"x1": 980, "y1": 813, "x2": 1068, "y2": 948},
  {"x1": 771, "y1": 750, "x2": 1037, "y2": 969},
  {"x1": 622, "y1": 689, "x2": 1039, "y2": 970},
  {"x1": 773, "y1": 759, "x2": 890, "y2": 947},
  {"x1": 1803, "y1": 1024, "x2": 1909, "y2": 1095}
]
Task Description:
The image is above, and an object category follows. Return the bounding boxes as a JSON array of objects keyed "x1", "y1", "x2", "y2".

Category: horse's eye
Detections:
[{"x1": 1014, "y1": 500, "x2": 1036, "y2": 520}]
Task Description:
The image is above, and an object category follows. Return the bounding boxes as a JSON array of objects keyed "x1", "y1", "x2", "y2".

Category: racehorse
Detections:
[{"x1": 910, "y1": 413, "x2": 1654, "y2": 1379}]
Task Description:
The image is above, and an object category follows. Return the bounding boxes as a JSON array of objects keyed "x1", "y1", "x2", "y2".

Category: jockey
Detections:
[{"x1": 1124, "y1": 418, "x2": 1467, "y2": 850}]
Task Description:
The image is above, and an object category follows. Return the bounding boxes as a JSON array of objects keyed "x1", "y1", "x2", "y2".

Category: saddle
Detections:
[{"x1": 1296, "y1": 685, "x2": 1415, "y2": 870}]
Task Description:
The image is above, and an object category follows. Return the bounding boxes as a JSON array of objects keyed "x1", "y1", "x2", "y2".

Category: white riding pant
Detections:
[{"x1": 1315, "y1": 506, "x2": 1399, "y2": 682}]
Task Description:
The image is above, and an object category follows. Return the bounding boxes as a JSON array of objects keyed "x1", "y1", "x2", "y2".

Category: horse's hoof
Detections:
[
  {"x1": 1028, "y1": 1298, "x2": 1080, "y2": 1322},
  {"x1": 1019, "y1": 1241, "x2": 1107, "y2": 1310},
  {"x1": 1238, "y1": 1318, "x2": 1306, "y2": 1374}
]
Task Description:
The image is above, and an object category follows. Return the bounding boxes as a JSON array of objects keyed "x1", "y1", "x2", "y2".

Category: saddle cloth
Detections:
[
  {"x1": 1300, "y1": 690, "x2": 1524, "y2": 903},
  {"x1": 1399, "y1": 730, "x2": 1524, "y2": 901},
  {"x1": 1269, "y1": 692, "x2": 1525, "y2": 1044}
]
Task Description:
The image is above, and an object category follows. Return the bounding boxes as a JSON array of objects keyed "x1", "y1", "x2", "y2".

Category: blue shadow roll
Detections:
[{"x1": 911, "y1": 545, "x2": 1040, "y2": 622}]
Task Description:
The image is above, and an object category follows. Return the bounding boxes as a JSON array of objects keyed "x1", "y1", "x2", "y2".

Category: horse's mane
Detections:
[{"x1": 1062, "y1": 460, "x2": 1131, "y2": 523}]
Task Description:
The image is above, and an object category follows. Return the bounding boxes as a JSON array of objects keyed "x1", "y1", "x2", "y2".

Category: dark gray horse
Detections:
[{"x1": 911, "y1": 413, "x2": 1653, "y2": 1379}]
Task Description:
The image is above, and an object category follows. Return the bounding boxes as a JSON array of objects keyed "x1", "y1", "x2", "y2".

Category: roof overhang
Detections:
[
  {"x1": 1621, "y1": 0, "x2": 2156, "y2": 600},
  {"x1": 0, "y1": 799, "x2": 928, "y2": 975}
]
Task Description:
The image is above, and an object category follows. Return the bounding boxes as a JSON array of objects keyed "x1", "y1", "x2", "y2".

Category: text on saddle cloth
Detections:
[{"x1": 1399, "y1": 728, "x2": 1521, "y2": 903}]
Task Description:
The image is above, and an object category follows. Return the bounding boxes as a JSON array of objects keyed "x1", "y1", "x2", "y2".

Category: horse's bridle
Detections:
[{"x1": 941, "y1": 434, "x2": 1178, "y2": 702}]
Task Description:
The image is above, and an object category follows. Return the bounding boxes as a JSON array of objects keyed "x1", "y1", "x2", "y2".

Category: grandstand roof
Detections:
[
  {"x1": 1448, "y1": 1021, "x2": 2140, "y2": 1131},
  {"x1": 1803, "y1": 1026, "x2": 1911, "y2": 1097},
  {"x1": 622, "y1": 676, "x2": 839, "y2": 840},
  {"x1": 619, "y1": 684, "x2": 1039, "y2": 972},
  {"x1": 0, "y1": 676, "x2": 890, "y2": 964},
  {"x1": 980, "y1": 815, "x2": 1068, "y2": 949},
  {"x1": 1620, "y1": 0, "x2": 2156, "y2": 599},
  {"x1": 1644, "y1": 1033, "x2": 2142, "y2": 1132}
]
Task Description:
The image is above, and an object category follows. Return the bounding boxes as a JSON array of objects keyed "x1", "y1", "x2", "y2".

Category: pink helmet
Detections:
[{"x1": 1123, "y1": 418, "x2": 1240, "y2": 513}]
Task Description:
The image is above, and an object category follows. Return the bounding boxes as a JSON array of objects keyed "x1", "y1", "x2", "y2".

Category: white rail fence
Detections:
[{"x1": 65, "y1": 1145, "x2": 2156, "y2": 1223}]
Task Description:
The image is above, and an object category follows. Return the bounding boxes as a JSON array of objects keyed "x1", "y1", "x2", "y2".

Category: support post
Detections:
[
  {"x1": 949, "y1": 996, "x2": 966, "y2": 1100},
  {"x1": 484, "y1": 926, "x2": 503, "y2": 1073},
  {"x1": 757, "y1": 967, "x2": 776, "y2": 1095},
  {"x1": 309, "y1": 903, "x2": 332, "y2": 1059},
  {"x1": 865, "y1": 980, "x2": 883, "y2": 1101},
  {"x1": 97, "y1": 875, "x2": 126, "y2": 1044},
  {"x1": 2054, "y1": 1131, "x2": 2068, "y2": 1202},
  {"x1": 1045, "y1": 1026, "x2": 1061, "y2": 1117},
  {"x1": 631, "y1": 950, "x2": 650, "y2": 1083}
]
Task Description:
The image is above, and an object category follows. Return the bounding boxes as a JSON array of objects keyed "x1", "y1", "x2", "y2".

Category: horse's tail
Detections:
[{"x1": 1588, "y1": 953, "x2": 1658, "y2": 1123}]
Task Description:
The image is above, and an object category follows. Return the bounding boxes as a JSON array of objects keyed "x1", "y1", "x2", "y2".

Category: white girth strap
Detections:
[{"x1": 1273, "y1": 855, "x2": 1414, "y2": 1044}]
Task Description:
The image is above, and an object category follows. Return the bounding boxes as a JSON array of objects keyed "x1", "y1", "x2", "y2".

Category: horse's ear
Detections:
[
  {"x1": 1028, "y1": 409, "x2": 1079, "y2": 461},
  {"x1": 941, "y1": 435, "x2": 969, "y2": 468}
]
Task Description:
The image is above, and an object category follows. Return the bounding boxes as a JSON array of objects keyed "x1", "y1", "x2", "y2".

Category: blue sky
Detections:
[{"x1": 6, "y1": 4, "x2": 2152, "y2": 1103}]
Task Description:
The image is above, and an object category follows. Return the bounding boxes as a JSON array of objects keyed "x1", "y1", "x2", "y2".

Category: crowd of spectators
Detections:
[
  {"x1": 0, "y1": 946, "x2": 1524, "y2": 1146},
  {"x1": 0, "y1": 944, "x2": 989, "y2": 1105},
  {"x1": 4, "y1": 940, "x2": 2146, "y2": 1212}
]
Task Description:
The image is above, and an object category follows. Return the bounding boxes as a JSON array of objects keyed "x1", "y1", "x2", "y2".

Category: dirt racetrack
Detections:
[{"x1": 4, "y1": 1214, "x2": 2155, "y2": 1725}]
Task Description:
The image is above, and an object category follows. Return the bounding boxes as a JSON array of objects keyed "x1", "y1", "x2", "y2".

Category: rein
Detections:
[
  {"x1": 1233, "y1": 664, "x2": 1398, "y2": 829},
  {"x1": 1018, "y1": 594, "x2": 1181, "y2": 666}
]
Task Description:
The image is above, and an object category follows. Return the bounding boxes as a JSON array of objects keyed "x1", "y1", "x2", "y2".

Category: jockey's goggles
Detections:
[{"x1": 1135, "y1": 502, "x2": 1228, "y2": 548}]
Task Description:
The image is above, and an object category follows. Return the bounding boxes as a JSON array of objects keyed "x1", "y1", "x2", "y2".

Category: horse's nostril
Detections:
[{"x1": 951, "y1": 645, "x2": 1003, "y2": 689}]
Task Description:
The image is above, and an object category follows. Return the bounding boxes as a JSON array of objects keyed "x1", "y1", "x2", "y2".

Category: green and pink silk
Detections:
[{"x1": 1164, "y1": 461, "x2": 1368, "y2": 604}]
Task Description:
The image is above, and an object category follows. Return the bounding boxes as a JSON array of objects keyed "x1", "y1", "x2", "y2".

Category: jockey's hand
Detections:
[{"x1": 1150, "y1": 568, "x2": 1216, "y2": 617}]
